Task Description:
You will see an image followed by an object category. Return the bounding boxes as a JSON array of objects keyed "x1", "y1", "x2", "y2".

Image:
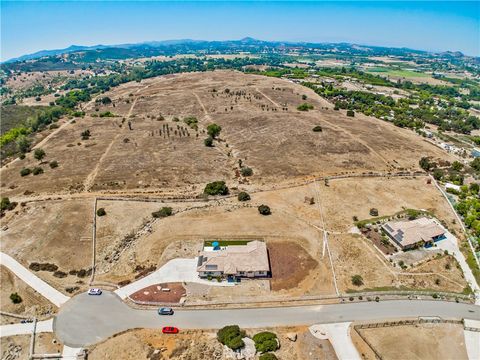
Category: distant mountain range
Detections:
[{"x1": 3, "y1": 37, "x2": 467, "y2": 64}]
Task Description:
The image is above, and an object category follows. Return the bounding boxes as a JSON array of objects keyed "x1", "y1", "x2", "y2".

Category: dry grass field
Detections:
[
  {"x1": 0, "y1": 71, "x2": 467, "y2": 300},
  {"x1": 1, "y1": 333, "x2": 62, "y2": 359},
  {"x1": 86, "y1": 326, "x2": 336, "y2": 360},
  {"x1": 354, "y1": 323, "x2": 468, "y2": 360},
  {"x1": 0, "y1": 70, "x2": 451, "y2": 198},
  {"x1": 0, "y1": 266, "x2": 56, "y2": 324}
]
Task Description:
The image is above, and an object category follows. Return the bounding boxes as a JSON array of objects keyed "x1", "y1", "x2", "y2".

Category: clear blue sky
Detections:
[{"x1": 1, "y1": 1, "x2": 479, "y2": 61}]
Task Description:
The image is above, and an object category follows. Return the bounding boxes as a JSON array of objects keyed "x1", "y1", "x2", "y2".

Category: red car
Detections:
[{"x1": 162, "y1": 326, "x2": 179, "y2": 334}]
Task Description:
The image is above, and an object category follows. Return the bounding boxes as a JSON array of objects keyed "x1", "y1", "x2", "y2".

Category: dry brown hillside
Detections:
[{"x1": 0, "y1": 70, "x2": 449, "y2": 197}]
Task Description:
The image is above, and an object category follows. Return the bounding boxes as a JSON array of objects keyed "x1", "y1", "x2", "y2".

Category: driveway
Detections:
[
  {"x1": 114, "y1": 258, "x2": 231, "y2": 299},
  {"x1": 310, "y1": 322, "x2": 360, "y2": 360},
  {"x1": 426, "y1": 230, "x2": 480, "y2": 304},
  {"x1": 53, "y1": 291, "x2": 480, "y2": 347},
  {"x1": 0, "y1": 252, "x2": 70, "y2": 307}
]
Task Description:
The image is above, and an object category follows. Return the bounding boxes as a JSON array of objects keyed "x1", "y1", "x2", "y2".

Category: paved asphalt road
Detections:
[{"x1": 54, "y1": 291, "x2": 480, "y2": 347}]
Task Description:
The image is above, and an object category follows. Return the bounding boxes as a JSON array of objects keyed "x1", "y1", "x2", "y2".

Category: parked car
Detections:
[
  {"x1": 88, "y1": 288, "x2": 102, "y2": 296},
  {"x1": 158, "y1": 307, "x2": 174, "y2": 315},
  {"x1": 162, "y1": 326, "x2": 179, "y2": 334}
]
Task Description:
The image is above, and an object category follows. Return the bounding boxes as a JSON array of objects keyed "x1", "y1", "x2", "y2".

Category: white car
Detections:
[{"x1": 88, "y1": 288, "x2": 102, "y2": 296}]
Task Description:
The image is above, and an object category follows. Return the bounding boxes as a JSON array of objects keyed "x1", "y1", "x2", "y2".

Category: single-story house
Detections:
[
  {"x1": 197, "y1": 240, "x2": 270, "y2": 279},
  {"x1": 381, "y1": 217, "x2": 445, "y2": 250}
]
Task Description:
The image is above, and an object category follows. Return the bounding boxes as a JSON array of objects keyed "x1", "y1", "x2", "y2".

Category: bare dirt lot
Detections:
[
  {"x1": 130, "y1": 282, "x2": 186, "y2": 303},
  {"x1": 0, "y1": 70, "x2": 451, "y2": 198},
  {"x1": 268, "y1": 241, "x2": 318, "y2": 291},
  {"x1": 354, "y1": 323, "x2": 468, "y2": 360},
  {"x1": 0, "y1": 266, "x2": 56, "y2": 324},
  {"x1": 86, "y1": 326, "x2": 337, "y2": 360}
]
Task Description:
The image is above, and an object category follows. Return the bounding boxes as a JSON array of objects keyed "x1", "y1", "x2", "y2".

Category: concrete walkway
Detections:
[
  {"x1": 0, "y1": 252, "x2": 70, "y2": 307},
  {"x1": 62, "y1": 345, "x2": 83, "y2": 359},
  {"x1": 309, "y1": 322, "x2": 361, "y2": 360},
  {"x1": 0, "y1": 319, "x2": 53, "y2": 337},
  {"x1": 115, "y1": 258, "x2": 232, "y2": 299},
  {"x1": 464, "y1": 319, "x2": 480, "y2": 360},
  {"x1": 426, "y1": 230, "x2": 480, "y2": 304}
]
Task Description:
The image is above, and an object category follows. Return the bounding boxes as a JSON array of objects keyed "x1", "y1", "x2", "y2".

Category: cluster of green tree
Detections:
[
  {"x1": 455, "y1": 186, "x2": 480, "y2": 243},
  {"x1": 204, "y1": 181, "x2": 229, "y2": 196},
  {"x1": 1, "y1": 106, "x2": 67, "y2": 156},
  {"x1": 55, "y1": 90, "x2": 91, "y2": 109},
  {"x1": 304, "y1": 82, "x2": 480, "y2": 134}
]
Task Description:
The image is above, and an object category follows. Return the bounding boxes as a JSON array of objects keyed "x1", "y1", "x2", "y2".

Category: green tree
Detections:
[
  {"x1": 351, "y1": 274, "x2": 364, "y2": 286},
  {"x1": 204, "y1": 181, "x2": 229, "y2": 196},
  {"x1": 96, "y1": 208, "x2": 107, "y2": 217},
  {"x1": 346, "y1": 109, "x2": 355, "y2": 117},
  {"x1": 207, "y1": 123, "x2": 222, "y2": 138},
  {"x1": 451, "y1": 161, "x2": 463, "y2": 171},
  {"x1": 259, "y1": 354, "x2": 278, "y2": 360},
  {"x1": 20, "y1": 168, "x2": 31, "y2": 176},
  {"x1": 238, "y1": 192, "x2": 251, "y2": 201},
  {"x1": 16, "y1": 135, "x2": 31, "y2": 153},
  {"x1": 470, "y1": 183, "x2": 479, "y2": 194},
  {"x1": 433, "y1": 168, "x2": 444, "y2": 181},
  {"x1": 217, "y1": 325, "x2": 245, "y2": 350},
  {"x1": 297, "y1": 103, "x2": 314, "y2": 111},
  {"x1": 34, "y1": 148, "x2": 46, "y2": 161},
  {"x1": 258, "y1": 205, "x2": 271, "y2": 215},
  {"x1": 253, "y1": 332, "x2": 279, "y2": 353},
  {"x1": 419, "y1": 157, "x2": 433, "y2": 171},
  {"x1": 32, "y1": 167, "x2": 43, "y2": 175},
  {"x1": 152, "y1": 207, "x2": 173, "y2": 218},
  {"x1": 1, "y1": 197, "x2": 16, "y2": 212},
  {"x1": 471, "y1": 158, "x2": 480, "y2": 171},
  {"x1": 204, "y1": 136, "x2": 214, "y2": 147},
  {"x1": 240, "y1": 167, "x2": 253, "y2": 177},
  {"x1": 369, "y1": 208, "x2": 379, "y2": 216},
  {"x1": 10, "y1": 292, "x2": 22, "y2": 304}
]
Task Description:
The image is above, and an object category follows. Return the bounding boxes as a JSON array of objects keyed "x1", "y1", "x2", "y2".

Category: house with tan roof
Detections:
[
  {"x1": 197, "y1": 240, "x2": 270, "y2": 279},
  {"x1": 381, "y1": 217, "x2": 446, "y2": 250}
]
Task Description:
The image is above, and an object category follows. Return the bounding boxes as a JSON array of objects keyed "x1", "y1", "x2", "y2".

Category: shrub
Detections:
[
  {"x1": 217, "y1": 325, "x2": 246, "y2": 350},
  {"x1": 259, "y1": 354, "x2": 278, "y2": 360},
  {"x1": 152, "y1": 207, "x2": 173, "y2": 218},
  {"x1": 183, "y1": 116, "x2": 198, "y2": 130},
  {"x1": 204, "y1": 136, "x2": 214, "y2": 147},
  {"x1": 49, "y1": 160, "x2": 59, "y2": 169},
  {"x1": 34, "y1": 148, "x2": 46, "y2": 161},
  {"x1": 258, "y1": 205, "x2": 271, "y2": 215},
  {"x1": 96, "y1": 208, "x2": 106, "y2": 217},
  {"x1": 10, "y1": 293, "x2": 22, "y2": 304},
  {"x1": 369, "y1": 208, "x2": 379, "y2": 216},
  {"x1": 207, "y1": 123, "x2": 222, "y2": 138},
  {"x1": 240, "y1": 167, "x2": 253, "y2": 176},
  {"x1": 204, "y1": 181, "x2": 229, "y2": 196},
  {"x1": 99, "y1": 111, "x2": 115, "y2": 118},
  {"x1": 81, "y1": 130, "x2": 91, "y2": 140},
  {"x1": 297, "y1": 103, "x2": 314, "y2": 111},
  {"x1": 32, "y1": 167, "x2": 43, "y2": 175},
  {"x1": 238, "y1": 192, "x2": 251, "y2": 201},
  {"x1": 346, "y1": 110, "x2": 355, "y2": 117},
  {"x1": 253, "y1": 332, "x2": 279, "y2": 353},
  {"x1": 351, "y1": 274, "x2": 364, "y2": 286},
  {"x1": 312, "y1": 125, "x2": 323, "y2": 132},
  {"x1": 1, "y1": 197, "x2": 16, "y2": 212}
]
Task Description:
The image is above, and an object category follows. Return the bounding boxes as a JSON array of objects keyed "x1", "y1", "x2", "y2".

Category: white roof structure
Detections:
[{"x1": 197, "y1": 241, "x2": 269, "y2": 275}]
